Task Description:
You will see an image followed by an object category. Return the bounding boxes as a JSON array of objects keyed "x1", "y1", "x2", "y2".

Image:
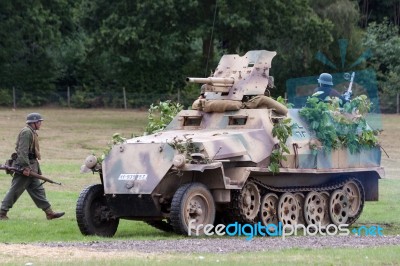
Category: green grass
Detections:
[
  {"x1": 357, "y1": 179, "x2": 400, "y2": 235},
  {"x1": 0, "y1": 108, "x2": 399, "y2": 265}
]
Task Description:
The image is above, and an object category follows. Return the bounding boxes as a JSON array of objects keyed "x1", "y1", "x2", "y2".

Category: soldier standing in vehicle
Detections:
[
  {"x1": 313, "y1": 73, "x2": 348, "y2": 103},
  {"x1": 0, "y1": 113, "x2": 65, "y2": 220}
]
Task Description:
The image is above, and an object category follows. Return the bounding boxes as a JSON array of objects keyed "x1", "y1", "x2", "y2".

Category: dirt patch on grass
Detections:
[{"x1": 0, "y1": 243, "x2": 154, "y2": 264}]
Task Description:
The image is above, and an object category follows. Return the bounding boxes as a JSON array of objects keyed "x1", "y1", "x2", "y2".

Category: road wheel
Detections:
[
  {"x1": 170, "y1": 183, "x2": 215, "y2": 235},
  {"x1": 343, "y1": 179, "x2": 364, "y2": 217},
  {"x1": 329, "y1": 189, "x2": 349, "y2": 225},
  {"x1": 278, "y1": 192, "x2": 299, "y2": 225},
  {"x1": 76, "y1": 184, "x2": 119, "y2": 237},
  {"x1": 343, "y1": 179, "x2": 365, "y2": 225},
  {"x1": 238, "y1": 181, "x2": 261, "y2": 222},
  {"x1": 304, "y1": 191, "x2": 326, "y2": 227},
  {"x1": 259, "y1": 193, "x2": 279, "y2": 227}
]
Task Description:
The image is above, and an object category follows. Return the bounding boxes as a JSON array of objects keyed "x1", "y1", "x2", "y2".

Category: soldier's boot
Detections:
[
  {"x1": 45, "y1": 208, "x2": 65, "y2": 220},
  {"x1": 0, "y1": 209, "x2": 9, "y2": 220}
]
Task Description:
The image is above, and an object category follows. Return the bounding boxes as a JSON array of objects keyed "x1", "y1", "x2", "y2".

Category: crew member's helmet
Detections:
[
  {"x1": 26, "y1": 113, "x2": 44, "y2": 124},
  {"x1": 317, "y1": 73, "x2": 333, "y2": 86}
]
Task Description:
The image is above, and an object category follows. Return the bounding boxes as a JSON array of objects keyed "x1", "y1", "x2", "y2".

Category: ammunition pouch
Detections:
[{"x1": 5, "y1": 153, "x2": 18, "y2": 175}]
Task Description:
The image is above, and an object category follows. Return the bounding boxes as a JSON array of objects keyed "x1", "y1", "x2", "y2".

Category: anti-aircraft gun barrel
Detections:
[{"x1": 186, "y1": 77, "x2": 234, "y2": 86}]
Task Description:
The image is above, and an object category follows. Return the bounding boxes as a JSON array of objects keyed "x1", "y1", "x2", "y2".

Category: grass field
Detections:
[{"x1": 0, "y1": 108, "x2": 399, "y2": 265}]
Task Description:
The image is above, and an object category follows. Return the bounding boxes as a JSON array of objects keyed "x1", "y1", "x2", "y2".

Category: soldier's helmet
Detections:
[
  {"x1": 26, "y1": 113, "x2": 44, "y2": 124},
  {"x1": 317, "y1": 73, "x2": 333, "y2": 86}
]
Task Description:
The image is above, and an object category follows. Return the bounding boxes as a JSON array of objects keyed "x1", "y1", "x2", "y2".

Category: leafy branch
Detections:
[
  {"x1": 168, "y1": 135, "x2": 202, "y2": 160},
  {"x1": 268, "y1": 118, "x2": 293, "y2": 174},
  {"x1": 145, "y1": 100, "x2": 183, "y2": 135},
  {"x1": 299, "y1": 95, "x2": 379, "y2": 154}
]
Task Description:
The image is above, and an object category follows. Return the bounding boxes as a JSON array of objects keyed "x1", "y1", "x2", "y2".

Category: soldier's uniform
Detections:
[{"x1": 0, "y1": 113, "x2": 64, "y2": 220}]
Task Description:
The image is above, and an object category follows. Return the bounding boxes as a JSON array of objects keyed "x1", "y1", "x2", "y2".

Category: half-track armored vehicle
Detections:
[{"x1": 76, "y1": 50, "x2": 384, "y2": 237}]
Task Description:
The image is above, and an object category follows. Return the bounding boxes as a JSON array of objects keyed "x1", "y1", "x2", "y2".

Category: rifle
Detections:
[
  {"x1": 0, "y1": 164, "x2": 62, "y2": 186},
  {"x1": 343, "y1": 72, "x2": 355, "y2": 101}
]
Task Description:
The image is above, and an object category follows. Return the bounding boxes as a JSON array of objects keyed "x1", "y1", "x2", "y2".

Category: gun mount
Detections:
[{"x1": 187, "y1": 50, "x2": 276, "y2": 100}]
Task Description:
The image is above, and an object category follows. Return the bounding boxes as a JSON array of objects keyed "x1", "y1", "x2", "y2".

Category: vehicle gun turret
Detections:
[{"x1": 187, "y1": 50, "x2": 276, "y2": 100}]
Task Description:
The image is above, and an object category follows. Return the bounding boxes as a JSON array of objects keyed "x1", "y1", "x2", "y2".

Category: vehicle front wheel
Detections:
[
  {"x1": 76, "y1": 184, "x2": 119, "y2": 237},
  {"x1": 170, "y1": 182, "x2": 215, "y2": 236}
]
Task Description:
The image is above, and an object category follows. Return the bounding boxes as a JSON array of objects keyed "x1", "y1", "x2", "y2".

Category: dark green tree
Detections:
[
  {"x1": 359, "y1": 0, "x2": 400, "y2": 27},
  {"x1": 0, "y1": 0, "x2": 78, "y2": 106},
  {"x1": 77, "y1": 1, "x2": 201, "y2": 104},
  {"x1": 363, "y1": 19, "x2": 400, "y2": 112}
]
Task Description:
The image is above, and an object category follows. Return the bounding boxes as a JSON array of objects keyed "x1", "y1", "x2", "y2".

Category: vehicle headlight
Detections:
[
  {"x1": 172, "y1": 154, "x2": 186, "y2": 168},
  {"x1": 84, "y1": 155, "x2": 98, "y2": 169}
]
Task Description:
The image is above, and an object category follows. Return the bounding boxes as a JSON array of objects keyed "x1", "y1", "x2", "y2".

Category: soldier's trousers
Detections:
[{"x1": 1, "y1": 173, "x2": 51, "y2": 212}]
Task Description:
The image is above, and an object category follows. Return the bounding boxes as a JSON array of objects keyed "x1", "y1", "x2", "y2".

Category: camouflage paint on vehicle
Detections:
[{"x1": 77, "y1": 50, "x2": 384, "y2": 237}]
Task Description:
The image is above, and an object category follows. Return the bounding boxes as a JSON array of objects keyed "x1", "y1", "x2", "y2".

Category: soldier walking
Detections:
[{"x1": 0, "y1": 113, "x2": 64, "y2": 220}]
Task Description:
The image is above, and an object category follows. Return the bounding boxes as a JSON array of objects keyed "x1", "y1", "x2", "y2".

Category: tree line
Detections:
[{"x1": 0, "y1": 0, "x2": 399, "y2": 111}]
